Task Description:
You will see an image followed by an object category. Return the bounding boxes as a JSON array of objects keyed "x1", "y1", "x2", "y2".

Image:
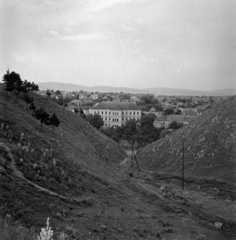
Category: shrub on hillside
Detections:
[{"x1": 168, "y1": 121, "x2": 183, "y2": 130}]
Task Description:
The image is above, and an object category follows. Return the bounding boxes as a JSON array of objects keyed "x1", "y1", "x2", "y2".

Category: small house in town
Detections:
[
  {"x1": 153, "y1": 115, "x2": 172, "y2": 128},
  {"x1": 91, "y1": 94, "x2": 99, "y2": 99},
  {"x1": 130, "y1": 95, "x2": 139, "y2": 103}
]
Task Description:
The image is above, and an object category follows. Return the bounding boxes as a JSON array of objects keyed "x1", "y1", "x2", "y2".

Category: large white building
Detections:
[{"x1": 89, "y1": 102, "x2": 141, "y2": 127}]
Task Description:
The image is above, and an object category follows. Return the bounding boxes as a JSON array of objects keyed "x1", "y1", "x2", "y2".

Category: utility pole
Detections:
[
  {"x1": 182, "y1": 139, "x2": 185, "y2": 190},
  {"x1": 131, "y1": 143, "x2": 140, "y2": 171}
]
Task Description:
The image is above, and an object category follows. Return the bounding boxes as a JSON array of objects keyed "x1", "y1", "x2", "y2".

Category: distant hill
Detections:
[
  {"x1": 211, "y1": 88, "x2": 236, "y2": 95},
  {"x1": 136, "y1": 96, "x2": 236, "y2": 182},
  {"x1": 38, "y1": 82, "x2": 236, "y2": 96}
]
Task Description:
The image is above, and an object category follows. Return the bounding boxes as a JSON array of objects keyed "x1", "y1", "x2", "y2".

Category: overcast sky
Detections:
[{"x1": 0, "y1": 0, "x2": 235, "y2": 90}]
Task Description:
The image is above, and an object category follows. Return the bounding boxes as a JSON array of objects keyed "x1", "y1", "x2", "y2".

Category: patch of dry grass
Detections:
[{"x1": 0, "y1": 215, "x2": 38, "y2": 240}]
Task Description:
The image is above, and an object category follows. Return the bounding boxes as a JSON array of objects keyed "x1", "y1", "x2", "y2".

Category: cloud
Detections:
[
  {"x1": 12, "y1": 53, "x2": 45, "y2": 62},
  {"x1": 119, "y1": 24, "x2": 138, "y2": 32},
  {"x1": 60, "y1": 33, "x2": 107, "y2": 41},
  {"x1": 89, "y1": 0, "x2": 134, "y2": 12},
  {"x1": 49, "y1": 30, "x2": 60, "y2": 36}
]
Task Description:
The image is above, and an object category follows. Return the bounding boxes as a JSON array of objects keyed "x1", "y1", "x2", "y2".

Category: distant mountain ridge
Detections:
[{"x1": 38, "y1": 82, "x2": 236, "y2": 96}]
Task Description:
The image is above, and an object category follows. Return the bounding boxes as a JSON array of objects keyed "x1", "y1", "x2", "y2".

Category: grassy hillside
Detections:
[
  {"x1": 137, "y1": 96, "x2": 236, "y2": 182},
  {"x1": 0, "y1": 83, "x2": 128, "y2": 231}
]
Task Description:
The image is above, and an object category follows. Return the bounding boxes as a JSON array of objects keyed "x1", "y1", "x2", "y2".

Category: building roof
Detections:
[
  {"x1": 156, "y1": 115, "x2": 172, "y2": 122},
  {"x1": 80, "y1": 106, "x2": 90, "y2": 110},
  {"x1": 170, "y1": 115, "x2": 194, "y2": 123},
  {"x1": 149, "y1": 107, "x2": 156, "y2": 112},
  {"x1": 181, "y1": 108, "x2": 197, "y2": 112},
  {"x1": 91, "y1": 101, "x2": 141, "y2": 111},
  {"x1": 184, "y1": 111, "x2": 198, "y2": 116},
  {"x1": 69, "y1": 99, "x2": 93, "y2": 105},
  {"x1": 196, "y1": 109, "x2": 206, "y2": 113},
  {"x1": 143, "y1": 111, "x2": 163, "y2": 117}
]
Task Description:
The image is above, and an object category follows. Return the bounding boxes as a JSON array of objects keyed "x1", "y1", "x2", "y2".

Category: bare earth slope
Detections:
[{"x1": 137, "y1": 96, "x2": 236, "y2": 182}]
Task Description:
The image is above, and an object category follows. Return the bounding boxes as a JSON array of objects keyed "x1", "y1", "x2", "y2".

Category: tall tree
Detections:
[
  {"x1": 29, "y1": 102, "x2": 36, "y2": 116},
  {"x1": 2, "y1": 70, "x2": 39, "y2": 95},
  {"x1": 48, "y1": 113, "x2": 60, "y2": 132},
  {"x1": 163, "y1": 108, "x2": 174, "y2": 116},
  {"x1": 46, "y1": 89, "x2": 52, "y2": 98},
  {"x1": 23, "y1": 80, "x2": 39, "y2": 92},
  {"x1": 2, "y1": 70, "x2": 22, "y2": 93},
  {"x1": 33, "y1": 107, "x2": 50, "y2": 131},
  {"x1": 22, "y1": 93, "x2": 34, "y2": 109}
]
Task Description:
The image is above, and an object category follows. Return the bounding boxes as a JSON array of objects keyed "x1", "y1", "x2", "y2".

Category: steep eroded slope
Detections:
[{"x1": 137, "y1": 96, "x2": 236, "y2": 182}]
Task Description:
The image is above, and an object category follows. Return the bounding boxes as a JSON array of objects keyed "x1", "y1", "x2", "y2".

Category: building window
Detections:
[
  {"x1": 105, "y1": 111, "x2": 107, "y2": 114},
  {"x1": 130, "y1": 112, "x2": 131, "y2": 115},
  {"x1": 101, "y1": 111, "x2": 103, "y2": 114},
  {"x1": 122, "y1": 112, "x2": 124, "y2": 115},
  {"x1": 98, "y1": 111, "x2": 99, "y2": 114},
  {"x1": 133, "y1": 112, "x2": 135, "y2": 115},
  {"x1": 137, "y1": 112, "x2": 139, "y2": 115}
]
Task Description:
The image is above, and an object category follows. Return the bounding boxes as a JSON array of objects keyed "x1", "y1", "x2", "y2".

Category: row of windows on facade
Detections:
[
  {"x1": 94, "y1": 111, "x2": 140, "y2": 115},
  {"x1": 104, "y1": 123, "x2": 124, "y2": 127},
  {"x1": 102, "y1": 117, "x2": 140, "y2": 122}
]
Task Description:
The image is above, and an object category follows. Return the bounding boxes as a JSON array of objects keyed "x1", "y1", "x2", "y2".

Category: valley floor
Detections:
[{"x1": 1, "y1": 154, "x2": 236, "y2": 240}]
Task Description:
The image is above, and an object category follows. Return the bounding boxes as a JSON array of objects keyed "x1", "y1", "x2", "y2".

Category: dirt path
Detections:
[{"x1": 135, "y1": 180, "x2": 165, "y2": 200}]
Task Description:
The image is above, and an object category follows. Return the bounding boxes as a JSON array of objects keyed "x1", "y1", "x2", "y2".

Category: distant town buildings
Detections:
[{"x1": 37, "y1": 88, "x2": 217, "y2": 129}]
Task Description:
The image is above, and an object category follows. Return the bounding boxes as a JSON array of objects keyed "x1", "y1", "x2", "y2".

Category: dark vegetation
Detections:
[
  {"x1": 101, "y1": 114, "x2": 164, "y2": 147},
  {"x1": 2, "y1": 70, "x2": 61, "y2": 132},
  {"x1": 86, "y1": 113, "x2": 104, "y2": 129},
  {"x1": 100, "y1": 114, "x2": 184, "y2": 148}
]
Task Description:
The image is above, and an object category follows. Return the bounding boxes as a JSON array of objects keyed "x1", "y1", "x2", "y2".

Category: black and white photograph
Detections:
[{"x1": 0, "y1": 0, "x2": 235, "y2": 239}]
